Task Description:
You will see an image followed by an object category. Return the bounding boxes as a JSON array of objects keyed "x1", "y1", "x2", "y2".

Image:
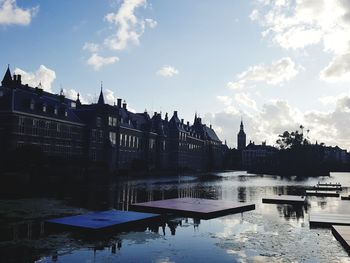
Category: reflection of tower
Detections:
[{"x1": 237, "y1": 119, "x2": 246, "y2": 150}]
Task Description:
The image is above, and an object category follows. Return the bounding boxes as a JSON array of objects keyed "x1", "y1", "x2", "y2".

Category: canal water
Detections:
[{"x1": 1, "y1": 171, "x2": 350, "y2": 262}]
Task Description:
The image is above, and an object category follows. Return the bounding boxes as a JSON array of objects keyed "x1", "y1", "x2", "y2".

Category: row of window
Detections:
[
  {"x1": 16, "y1": 141, "x2": 83, "y2": 156},
  {"x1": 17, "y1": 117, "x2": 83, "y2": 140},
  {"x1": 119, "y1": 133, "x2": 140, "y2": 149},
  {"x1": 29, "y1": 100, "x2": 68, "y2": 117}
]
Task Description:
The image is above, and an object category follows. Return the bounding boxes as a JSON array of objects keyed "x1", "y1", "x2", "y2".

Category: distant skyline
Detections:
[{"x1": 1, "y1": 0, "x2": 350, "y2": 149}]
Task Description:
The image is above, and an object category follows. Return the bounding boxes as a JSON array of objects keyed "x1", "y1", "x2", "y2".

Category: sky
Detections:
[{"x1": 1, "y1": 0, "x2": 350, "y2": 149}]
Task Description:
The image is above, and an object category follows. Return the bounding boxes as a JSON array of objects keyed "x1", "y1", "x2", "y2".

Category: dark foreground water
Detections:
[{"x1": 2, "y1": 172, "x2": 350, "y2": 262}]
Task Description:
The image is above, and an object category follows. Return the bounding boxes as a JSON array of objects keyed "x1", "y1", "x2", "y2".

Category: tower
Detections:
[{"x1": 237, "y1": 119, "x2": 246, "y2": 150}]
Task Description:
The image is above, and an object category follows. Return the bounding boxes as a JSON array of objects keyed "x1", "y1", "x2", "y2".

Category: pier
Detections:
[
  {"x1": 262, "y1": 195, "x2": 306, "y2": 204},
  {"x1": 309, "y1": 213, "x2": 350, "y2": 227},
  {"x1": 332, "y1": 225, "x2": 350, "y2": 254},
  {"x1": 305, "y1": 190, "x2": 340, "y2": 197},
  {"x1": 46, "y1": 210, "x2": 160, "y2": 231},
  {"x1": 130, "y1": 198, "x2": 255, "y2": 219}
]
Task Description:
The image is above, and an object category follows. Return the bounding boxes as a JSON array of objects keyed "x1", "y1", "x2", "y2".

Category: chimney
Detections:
[
  {"x1": 174, "y1": 111, "x2": 178, "y2": 117},
  {"x1": 187, "y1": 121, "x2": 189, "y2": 126},
  {"x1": 165, "y1": 113, "x2": 168, "y2": 121},
  {"x1": 181, "y1": 119, "x2": 184, "y2": 124},
  {"x1": 122, "y1": 100, "x2": 127, "y2": 110},
  {"x1": 117, "y1": 98, "x2": 122, "y2": 108},
  {"x1": 17, "y1": 74, "x2": 21, "y2": 84},
  {"x1": 210, "y1": 124, "x2": 212, "y2": 129}
]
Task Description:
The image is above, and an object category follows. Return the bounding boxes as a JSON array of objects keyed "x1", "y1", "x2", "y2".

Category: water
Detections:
[{"x1": 2, "y1": 172, "x2": 350, "y2": 262}]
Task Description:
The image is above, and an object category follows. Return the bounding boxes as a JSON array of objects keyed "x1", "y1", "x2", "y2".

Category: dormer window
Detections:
[
  {"x1": 65, "y1": 110, "x2": 68, "y2": 117},
  {"x1": 30, "y1": 100, "x2": 35, "y2": 110},
  {"x1": 71, "y1": 102, "x2": 76, "y2": 108},
  {"x1": 54, "y1": 106, "x2": 58, "y2": 115},
  {"x1": 43, "y1": 104, "x2": 47, "y2": 113}
]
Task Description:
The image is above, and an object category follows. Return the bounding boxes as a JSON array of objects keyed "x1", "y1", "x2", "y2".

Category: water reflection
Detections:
[{"x1": 2, "y1": 172, "x2": 350, "y2": 262}]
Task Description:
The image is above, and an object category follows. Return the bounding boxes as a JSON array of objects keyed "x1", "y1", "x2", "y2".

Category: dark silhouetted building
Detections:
[
  {"x1": 0, "y1": 66, "x2": 225, "y2": 173},
  {"x1": 242, "y1": 141, "x2": 278, "y2": 171}
]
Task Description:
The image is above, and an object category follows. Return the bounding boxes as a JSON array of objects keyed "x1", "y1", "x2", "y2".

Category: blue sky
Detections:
[{"x1": 2, "y1": 0, "x2": 350, "y2": 149}]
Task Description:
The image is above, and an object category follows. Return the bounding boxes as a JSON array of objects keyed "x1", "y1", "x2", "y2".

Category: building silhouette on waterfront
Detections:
[
  {"x1": 237, "y1": 119, "x2": 246, "y2": 150},
  {"x1": 0, "y1": 66, "x2": 226, "y2": 173}
]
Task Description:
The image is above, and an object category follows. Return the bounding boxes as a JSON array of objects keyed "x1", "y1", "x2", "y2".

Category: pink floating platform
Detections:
[{"x1": 130, "y1": 198, "x2": 255, "y2": 219}]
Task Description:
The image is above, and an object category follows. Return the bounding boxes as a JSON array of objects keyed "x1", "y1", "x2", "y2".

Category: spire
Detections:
[
  {"x1": 76, "y1": 92, "x2": 81, "y2": 106},
  {"x1": 1, "y1": 64, "x2": 12, "y2": 87},
  {"x1": 240, "y1": 117, "x2": 244, "y2": 131},
  {"x1": 97, "y1": 81, "x2": 105, "y2": 105}
]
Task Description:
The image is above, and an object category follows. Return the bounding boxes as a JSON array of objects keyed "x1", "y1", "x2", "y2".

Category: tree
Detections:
[{"x1": 276, "y1": 126, "x2": 310, "y2": 149}]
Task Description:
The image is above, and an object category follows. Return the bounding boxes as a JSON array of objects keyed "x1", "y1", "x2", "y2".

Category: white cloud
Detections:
[
  {"x1": 87, "y1": 53, "x2": 119, "y2": 71},
  {"x1": 83, "y1": 42, "x2": 99, "y2": 53},
  {"x1": 216, "y1": 95, "x2": 232, "y2": 106},
  {"x1": 0, "y1": 0, "x2": 38, "y2": 26},
  {"x1": 104, "y1": 89, "x2": 117, "y2": 105},
  {"x1": 228, "y1": 57, "x2": 301, "y2": 89},
  {"x1": 157, "y1": 65, "x2": 179, "y2": 77},
  {"x1": 103, "y1": 0, "x2": 156, "y2": 51},
  {"x1": 83, "y1": 0, "x2": 156, "y2": 70},
  {"x1": 145, "y1": 18, "x2": 157, "y2": 28},
  {"x1": 251, "y1": 0, "x2": 350, "y2": 82},
  {"x1": 234, "y1": 93, "x2": 257, "y2": 110},
  {"x1": 249, "y1": 9, "x2": 259, "y2": 21},
  {"x1": 320, "y1": 53, "x2": 350, "y2": 82},
  {"x1": 216, "y1": 95, "x2": 238, "y2": 114},
  {"x1": 63, "y1": 88, "x2": 94, "y2": 105},
  {"x1": 14, "y1": 65, "x2": 56, "y2": 93},
  {"x1": 210, "y1": 93, "x2": 350, "y2": 149}
]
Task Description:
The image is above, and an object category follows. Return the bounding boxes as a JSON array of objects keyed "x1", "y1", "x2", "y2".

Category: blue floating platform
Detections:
[{"x1": 46, "y1": 210, "x2": 160, "y2": 230}]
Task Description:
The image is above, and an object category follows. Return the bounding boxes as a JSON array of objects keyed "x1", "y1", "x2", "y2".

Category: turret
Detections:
[
  {"x1": 97, "y1": 82, "x2": 105, "y2": 105},
  {"x1": 1, "y1": 65, "x2": 13, "y2": 87}
]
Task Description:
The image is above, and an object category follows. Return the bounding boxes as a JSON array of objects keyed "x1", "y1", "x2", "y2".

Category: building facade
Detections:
[
  {"x1": 242, "y1": 141, "x2": 278, "y2": 171},
  {"x1": 0, "y1": 66, "x2": 225, "y2": 173}
]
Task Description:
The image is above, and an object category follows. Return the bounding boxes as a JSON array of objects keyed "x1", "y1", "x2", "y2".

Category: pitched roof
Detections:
[{"x1": 203, "y1": 125, "x2": 221, "y2": 142}]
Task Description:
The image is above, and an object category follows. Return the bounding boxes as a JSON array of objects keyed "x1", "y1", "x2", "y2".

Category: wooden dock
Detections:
[
  {"x1": 309, "y1": 213, "x2": 350, "y2": 227},
  {"x1": 310, "y1": 185, "x2": 342, "y2": 191},
  {"x1": 46, "y1": 210, "x2": 160, "y2": 231},
  {"x1": 262, "y1": 195, "x2": 306, "y2": 204},
  {"x1": 332, "y1": 225, "x2": 350, "y2": 254},
  {"x1": 305, "y1": 190, "x2": 339, "y2": 197},
  {"x1": 317, "y1": 182, "x2": 341, "y2": 187},
  {"x1": 130, "y1": 198, "x2": 255, "y2": 219}
]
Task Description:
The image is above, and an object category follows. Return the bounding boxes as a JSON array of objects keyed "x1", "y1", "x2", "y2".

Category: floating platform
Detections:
[
  {"x1": 309, "y1": 213, "x2": 350, "y2": 227},
  {"x1": 341, "y1": 196, "x2": 350, "y2": 200},
  {"x1": 130, "y1": 198, "x2": 255, "y2": 219},
  {"x1": 332, "y1": 225, "x2": 350, "y2": 254},
  {"x1": 310, "y1": 186, "x2": 342, "y2": 191},
  {"x1": 262, "y1": 195, "x2": 306, "y2": 205},
  {"x1": 305, "y1": 190, "x2": 339, "y2": 197},
  {"x1": 46, "y1": 210, "x2": 160, "y2": 231},
  {"x1": 318, "y1": 183, "x2": 342, "y2": 187}
]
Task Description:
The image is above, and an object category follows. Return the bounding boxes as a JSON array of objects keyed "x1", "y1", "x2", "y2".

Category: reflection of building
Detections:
[
  {"x1": 242, "y1": 141, "x2": 278, "y2": 170},
  {"x1": 237, "y1": 119, "x2": 246, "y2": 150},
  {"x1": 0, "y1": 66, "x2": 225, "y2": 172}
]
